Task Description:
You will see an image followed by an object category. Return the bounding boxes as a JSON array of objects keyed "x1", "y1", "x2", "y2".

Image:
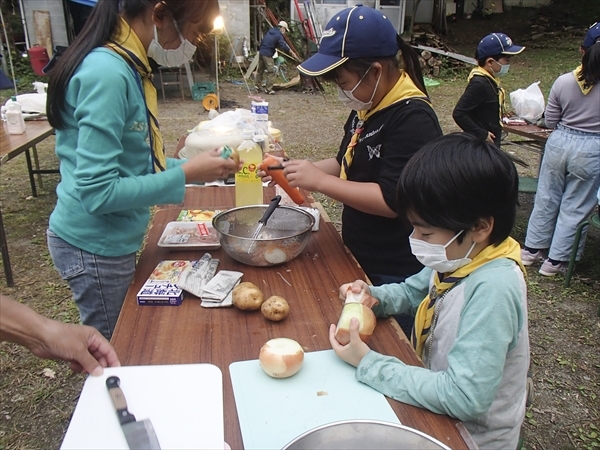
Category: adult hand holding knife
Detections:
[{"x1": 106, "y1": 376, "x2": 161, "y2": 449}]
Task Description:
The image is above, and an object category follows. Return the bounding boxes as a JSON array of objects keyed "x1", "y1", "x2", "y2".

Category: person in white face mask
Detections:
[
  {"x1": 260, "y1": 6, "x2": 442, "y2": 337},
  {"x1": 453, "y1": 32, "x2": 524, "y2": 147},
  {"x1": 330, "y1": 133, "x2": 530, "y2": 450},
  {"x1": 45, "y1": 0, "x2": 240, "y2": 340}
]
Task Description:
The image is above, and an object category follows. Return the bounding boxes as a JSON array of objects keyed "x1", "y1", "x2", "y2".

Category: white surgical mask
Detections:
[
  {"x1": 409, "y1": 230, "x2": 477, "y2": 273},
  {"x1": 337, "y1": 65, "x2": 381, "y2": 111},
  {"x1": 147, "y1": 19, "x2": 197, "y2": 67},
  {"x1": 493, "y1": 60, "x2": 510, "y2": 77}
]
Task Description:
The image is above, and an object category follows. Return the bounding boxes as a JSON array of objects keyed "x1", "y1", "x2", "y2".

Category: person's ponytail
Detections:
[
  {"x1": 579, "y1": 40, "x2": 600, "y2": 89},
  {"x1": 397, "y1": 35, "x2": 429, "y2": 97},
  {"x1": 47, "y1": 0, "x2": 124, "y2": 129}
]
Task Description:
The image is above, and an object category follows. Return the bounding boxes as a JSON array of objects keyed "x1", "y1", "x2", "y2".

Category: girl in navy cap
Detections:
[
  {"x1": 263, "y1": 6, "x2": 442, "y2": 334},
  {"x1": 521, "y1": 22, "x2": 600, "y2": 277},
  {"x1": 453, "y1": 32, "x2": 524, "y2": 147}
]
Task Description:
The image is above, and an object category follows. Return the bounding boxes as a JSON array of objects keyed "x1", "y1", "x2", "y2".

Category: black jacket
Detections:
[
  {"x1": 336, "y1": 99, "x2": 443, "y2": 282},
  {"x1": 453, "y1": 75, "x2": 503, "y2": 146}
]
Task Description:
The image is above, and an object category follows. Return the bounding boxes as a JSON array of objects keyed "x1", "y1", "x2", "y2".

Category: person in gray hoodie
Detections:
[{"x1": 521, "y1": 22, "x2": 600, "y2": 276}]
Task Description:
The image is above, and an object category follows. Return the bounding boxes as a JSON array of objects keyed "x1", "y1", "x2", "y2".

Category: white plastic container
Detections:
[{"x1": 5, "y1": 96, "x2": 26, "y2": 135}]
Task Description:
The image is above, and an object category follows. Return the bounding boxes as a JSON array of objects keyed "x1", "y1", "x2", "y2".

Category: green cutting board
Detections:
[{"x1": 230, "y1": 349, "x2": 400, "y2": 449}]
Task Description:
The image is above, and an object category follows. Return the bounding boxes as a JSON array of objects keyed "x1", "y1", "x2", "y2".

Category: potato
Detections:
[
  {"x1": 261, "y1": 295, "x2": 290, "y2": 321},
  {"x1": 232, "y1": 282, "x2": 264, "y2": 310}
]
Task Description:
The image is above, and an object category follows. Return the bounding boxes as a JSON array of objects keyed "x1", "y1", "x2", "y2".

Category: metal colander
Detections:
[{"x1": 212, "y1": 205, "x2": 315, "y2": 267}]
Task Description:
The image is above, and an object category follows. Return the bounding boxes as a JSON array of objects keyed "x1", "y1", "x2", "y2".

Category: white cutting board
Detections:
[
  {"x1": 230, "y1": 350, "x2": 400, "y2": 450},
  {"x1": 61, "y1": 364, "x2": 223, "y2": 450}
]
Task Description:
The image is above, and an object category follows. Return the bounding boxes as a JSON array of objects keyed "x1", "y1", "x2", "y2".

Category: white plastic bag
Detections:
[{"x1": 509, "y1": 81, "x2": 545, "y2": 123}]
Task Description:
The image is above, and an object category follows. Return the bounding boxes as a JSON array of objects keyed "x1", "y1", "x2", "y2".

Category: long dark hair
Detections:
[
  {"x1": 46, "y1": 0, "x2": 217, "y2": 129},
  {"x1": 579, "y1": 40, "x2": 600, "y2": 89},
  {"x1": 320, "y1": 34, "x2": 429, "y2": 97}
]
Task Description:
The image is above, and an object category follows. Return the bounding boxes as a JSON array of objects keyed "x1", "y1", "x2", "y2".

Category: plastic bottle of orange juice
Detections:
[{"x1": 235, "y1": 130, "x2": 263, "y2": 206}]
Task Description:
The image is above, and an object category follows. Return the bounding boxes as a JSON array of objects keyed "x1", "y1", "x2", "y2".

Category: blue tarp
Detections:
[
  {"x1": 0, "y1": 68, "x2": 15, "y2": 90},
  {"x1": 69, "y1": 0, "x2": 97, "y2": 6}
]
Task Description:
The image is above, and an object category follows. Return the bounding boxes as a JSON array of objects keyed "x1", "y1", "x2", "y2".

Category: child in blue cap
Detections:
[
  {"x1": 263, "y1": 5, "x2": 443, "y2": 337},
  {"x1": 521, "y1": 22, "x2": 600, "y2": 276},
  {"x1": 264, "y1": 5, "x2": 442, "y2": 309},
  {"x1": 453, "y1": 32, "x2": 524, "y2": 146}
]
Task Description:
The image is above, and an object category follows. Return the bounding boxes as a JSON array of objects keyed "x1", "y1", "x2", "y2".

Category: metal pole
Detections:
[
  {"x1": 0, "y1": 7, "x2": 18, "y2": 96},
  {"x1": 18, "y1": 0, "x2": 30, "y2": 49},
  {"x1": 215, "y1": 34, "x2": 220, "y2": 111}
]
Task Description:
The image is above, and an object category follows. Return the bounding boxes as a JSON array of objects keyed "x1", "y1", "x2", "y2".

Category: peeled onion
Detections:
[
  {"x1": 334, "y1": 287, "x2": 378, "y2": 345},
  {"x1": 259, "y1": 338, "x2": 304, "y2": 378}
]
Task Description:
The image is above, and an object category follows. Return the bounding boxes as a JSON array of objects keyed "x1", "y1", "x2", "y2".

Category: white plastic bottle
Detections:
[
  {"x1": 235, "y1": 130, "x2": 264, "y2": 206},
  {"x1": 6, "y1": 96, "x2": 26, "y2": 135}
]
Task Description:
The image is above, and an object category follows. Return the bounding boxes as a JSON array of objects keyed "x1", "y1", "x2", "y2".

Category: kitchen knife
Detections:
[{"x1": 106, "y1": 376, "x2": 161, "y2": 450}]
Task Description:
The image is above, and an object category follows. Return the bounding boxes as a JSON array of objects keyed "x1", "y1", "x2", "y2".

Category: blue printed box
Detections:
[{"x1": 137, "y1": 280, "x2": 184, "y2": 306}]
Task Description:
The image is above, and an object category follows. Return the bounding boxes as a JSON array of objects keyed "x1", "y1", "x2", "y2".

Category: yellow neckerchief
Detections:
[
  {"x1": 468, "y1": 66, "x2": 505, "y2": 128},
  {"x1": 339, "y1": 70, "x2": 430, "y2": 180},
  {"x1": 105, "y1": 17, "x2": 166, "y2": 172},
  {"x1": 411, "y1": 237, "x2": 526, "y2": 359},
  {"x1": 573, "y1": 65, "x2": 593, "y2": 95}
]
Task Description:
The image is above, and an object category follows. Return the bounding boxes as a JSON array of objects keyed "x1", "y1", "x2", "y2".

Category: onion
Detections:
[
  {"x1": 334, "y1": 287, "x2": 378, "y2": 345},
  {"x1": 259, "y1": 338, "x2": 304, "y2": 378}
]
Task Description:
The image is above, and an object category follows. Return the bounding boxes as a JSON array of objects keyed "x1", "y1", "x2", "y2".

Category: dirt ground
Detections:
[{"x1": 1, "y1": 7, "x2": 599, "y2": 450}]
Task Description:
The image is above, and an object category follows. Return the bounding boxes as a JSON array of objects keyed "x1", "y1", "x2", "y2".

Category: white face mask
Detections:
[
  {"x1": 493, "y1": 60, "x2": 510, "y2": 77},
  {"x1": 337, "y1": 65, "x2": 381, "y2": 111},
  {"x1": 409, "y1": 230, "x2": 477, "y2": 273},
  {"x1": 147, "y1": 19, "x2": 197, "y2": 67}
]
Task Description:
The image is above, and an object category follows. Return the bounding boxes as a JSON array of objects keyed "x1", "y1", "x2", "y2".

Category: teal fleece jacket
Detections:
[
  {"x1": 358, "y1": 259, "x2": 529, "y2": 449},
  {"x1": 49, "y1": 48, "x2": 186, "y2": 256}
]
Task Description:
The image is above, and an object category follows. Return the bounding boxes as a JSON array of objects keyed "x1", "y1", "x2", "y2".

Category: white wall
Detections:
[
  {"x1": 21, "y1": 0, "x2": 69, "y2": 49},
  {"x1": 219, "y1": 0, "x2": 250, "y2": 41}
]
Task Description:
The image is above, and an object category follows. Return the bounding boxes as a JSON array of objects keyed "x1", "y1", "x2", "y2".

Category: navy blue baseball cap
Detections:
[
  {"x1": 298, "y1": 5, "x2": 399, "y2": 77},
  {"x1": 477, "y1": 32, "x2": 524, "y2": 59},
  {"x1": 583, "y1": 22, "x2": 600, "y2": 48}
]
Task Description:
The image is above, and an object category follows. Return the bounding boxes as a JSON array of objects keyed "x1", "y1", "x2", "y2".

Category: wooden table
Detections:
[
  {"x1": 503, "y1": 123, "x2": 552, "y2": 193},
  {"x1": 1, "y1": 120, "x2": 56, "y2": 287},
  {"x1": 111, "y1": 186, "x2": 476, "y2": 449},
  {"x1": 1, "y1": 120, "x2": 57, "y2": 197}
]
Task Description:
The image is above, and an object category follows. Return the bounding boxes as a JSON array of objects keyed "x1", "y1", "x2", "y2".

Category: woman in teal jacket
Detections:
[{"x1": 46, "y1": 0, "x2": 237, "y2": 339}]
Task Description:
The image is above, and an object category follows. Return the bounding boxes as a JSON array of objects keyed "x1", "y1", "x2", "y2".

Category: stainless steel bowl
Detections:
[
  {"x1": 212, "y1": 205, "x2": 315, "y2": 267},
  {"x1": 282, "y1": 420, "x2": 451, "y2": 450}
]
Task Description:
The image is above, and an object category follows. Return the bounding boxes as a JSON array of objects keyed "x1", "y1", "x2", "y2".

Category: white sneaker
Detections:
[
  {"x1": 521, "y1": 249, "x2": 545, "y2": 266},
  {"x1": 539, "y1": 259, "x2": 568, "y2": 277}
]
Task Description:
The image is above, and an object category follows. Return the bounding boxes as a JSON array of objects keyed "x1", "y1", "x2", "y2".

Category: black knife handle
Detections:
[{"x1": 106, "y1": 376, "x2": 136, "y2": 425}]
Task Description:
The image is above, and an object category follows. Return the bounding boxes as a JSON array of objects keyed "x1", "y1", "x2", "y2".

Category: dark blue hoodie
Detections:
[{"x1": 259, "y1": 27, "x2": 290, "y2": 57}]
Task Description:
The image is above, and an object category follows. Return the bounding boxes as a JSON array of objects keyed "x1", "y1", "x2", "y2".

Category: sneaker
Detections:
[
  {"x1": 539, "y1": 259, "x2": 568, "y2": 277},
  {"x1": 521, "y1": 248, "x2": 545, "y2": 266},
  {"x1": 265, "y1": 89, "x2": 276, "y2": 95},
  {"x1": 254, "y1": 84, "x2": 262, "y2": 91}
]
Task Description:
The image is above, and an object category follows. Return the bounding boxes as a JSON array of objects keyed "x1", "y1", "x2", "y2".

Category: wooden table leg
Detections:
[
  {"x1": 24, "y1": 148, "x2": 38, "y2": 197},
  {"x1": 0, "y1": 208, "x2": 15, "y2": 287}
]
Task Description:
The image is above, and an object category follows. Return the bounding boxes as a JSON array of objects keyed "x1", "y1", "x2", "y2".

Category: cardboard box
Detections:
[
  {"x1": 136, "y1": 260, "x2": 193, "y2": 306},
  {"x1": 137, "y1": 280, "x2": 184, "y2": 306}
]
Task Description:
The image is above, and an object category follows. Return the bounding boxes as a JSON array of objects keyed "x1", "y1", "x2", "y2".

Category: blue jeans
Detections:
[
  {"x1": 525, "y1": 125, "x2": 600, "y2": 261},
  {"x1": 47, "y1": 229, "x2": 136, "y2": 340}
]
